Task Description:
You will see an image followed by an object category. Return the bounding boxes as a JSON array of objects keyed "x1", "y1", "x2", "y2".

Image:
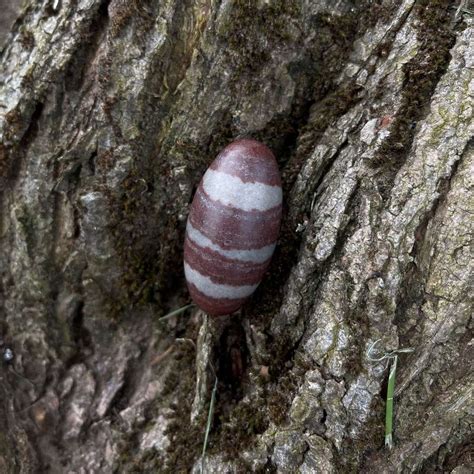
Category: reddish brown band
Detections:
[
  {"x1": 210, "y1": 139, "x2": 281, "y2": 186},
  {"x1": 186, "y1": 281, "x2": 248, "y2": 316},
  {"x1": 189, "y1": 187, "x2": 282, "y2": 250},
  {"x1": 184, "y1": 236, "x2": 270, "y2": 286}
]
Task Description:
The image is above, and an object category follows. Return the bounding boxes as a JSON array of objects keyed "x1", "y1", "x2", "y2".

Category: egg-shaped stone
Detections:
[{"x1": 184, "y1": 138, "x2": 282, "y2": 316}]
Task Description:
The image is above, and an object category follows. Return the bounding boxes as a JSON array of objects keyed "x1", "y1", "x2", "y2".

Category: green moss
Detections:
[
  {"x1": 371, "y1": 0, "x2": 456, "y2": 198},
  {"x1": 160, "y1": 342, "x2": 204, "y2": 473},
  {"x1": 104, "y1": 164, "x2": 177, "y2": 317},
  {"x1": 109, "y1": 0, "x2": 155, "y2": 38},
  {"x1": 17, "y1": 204, "x2": 37, "y2": 259},
  {"x1": 115, "y1": 340, "x2": 199, "y2": 472},
  {"x1": 219, "y1": 0, "x2": 301, "y2": 75},
  {"x1": 0, "y1": 431, "x2": 11, "y2": 460},
  {"x1": 284, "y1": 81, "x2": 364, "y2": 185},
  {"x1": 209, "y1": 397, "x2": 269, "y2": 461},
  {"x1": 0, "y1": 144, "x2": 10, "y2": 179},
  {"x1": 0, "y1": 109, "x2": 22, "y2": 178},
  {"x1": 18, "y1": 27, "x2": 35, "y2": 50},
  {"x1": 267, "y1": 355, "x2": 312, "y2": 426}
]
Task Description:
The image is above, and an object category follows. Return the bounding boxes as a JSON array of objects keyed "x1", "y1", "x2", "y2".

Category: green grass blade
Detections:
[
  {"x1": 201, "y1": 376, "x2": 218, "y2": 473},
  {"x1": 385, "y1": 355, "x2": 398, "y2": 449},
  {"x1": 159, "y1": 303, "x2": 194, "y2": 321}
]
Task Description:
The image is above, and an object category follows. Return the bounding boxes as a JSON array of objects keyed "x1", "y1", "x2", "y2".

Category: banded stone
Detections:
[{"x1": 184, "y1": 139, "x2": 282, "y2": 316}]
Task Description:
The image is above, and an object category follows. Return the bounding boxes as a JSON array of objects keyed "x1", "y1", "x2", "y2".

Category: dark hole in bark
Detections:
[
  {"x1": 321, "y1": 408, "x2": 327, "y2": 424},
  {"x1": 87, "y1": 150, "x2": 97, "y2": 175},
  {"x1": 216, "y1": 318, "x2": 249, "y2": 400},
  {"x1": 20, "y1": 101, "x2": 44, "y2": 149},
  {"x1": 71, "y1": 301, "x2": 92, "y2": 351}
]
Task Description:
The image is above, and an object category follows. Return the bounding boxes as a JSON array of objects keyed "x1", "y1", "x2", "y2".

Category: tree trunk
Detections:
[{"x1": 0, "y1": 0, "x2": 472, "y2": 472}]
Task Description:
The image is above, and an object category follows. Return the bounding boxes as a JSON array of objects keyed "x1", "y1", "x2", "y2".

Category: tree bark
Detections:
[{"x1": 0, "y1": 0, "x2": 472, "y2": 472}]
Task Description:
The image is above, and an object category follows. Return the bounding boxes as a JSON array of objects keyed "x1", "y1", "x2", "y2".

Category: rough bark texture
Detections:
[{"x1": 0, "y1": 0, "x2": 473, "y2": 473}]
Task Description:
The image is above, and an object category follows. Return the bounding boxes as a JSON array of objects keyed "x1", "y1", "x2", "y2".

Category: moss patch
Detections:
[
  {"x1": 371, "y1": 0, "x2": 456, "y2": 198},
  {"x1": 160, "y1": 339, "x2": 204, "y2": 473},
  {"x1": 0, "y1": 102, "x2": 43, "y2": 179},
  {"x1": 105, "y1": 169, "x2": 173, "y2": 315},
  {"x1": 109, "y1": 0, "x2": 155, "y2": 38},
  {"x1": 209, "y1": 397, "x2": 269, "y2": 461},
  {"x1": 115, "y1": 336, "x2": 200, "y2": 472},
  {"x1": 218, "y1": 1, "x2": 301, "y2": 76},
  {"x1": 16, "y1": 204, "x2": 38, "y2": 259}
]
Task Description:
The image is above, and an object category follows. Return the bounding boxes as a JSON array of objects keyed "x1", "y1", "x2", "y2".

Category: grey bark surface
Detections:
[{"x1": 0, "y1": 0, "x2": 473, "y2": 473}]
